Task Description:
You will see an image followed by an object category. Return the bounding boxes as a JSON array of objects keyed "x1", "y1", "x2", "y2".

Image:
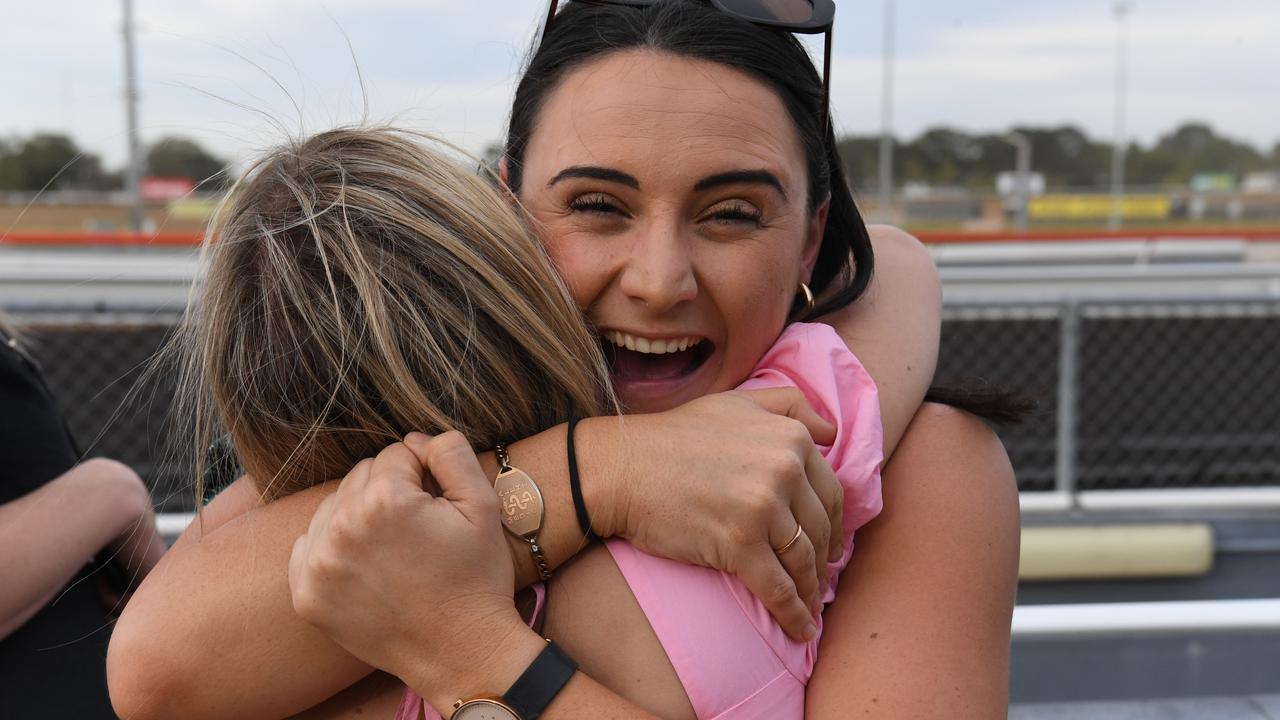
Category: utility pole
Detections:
[
  {"x1": 878, "y1": 0, "x2": 896, "y2": 224},
  {"x1": 1007, "y1": 132, "x2": 1033, "y2": 233},
  {"x1": 122, "y1": 0, "x2": 144, "y2": 233},
  {"x1": 1108, "y1": 2, "x2": 1133, "y2": 231}
]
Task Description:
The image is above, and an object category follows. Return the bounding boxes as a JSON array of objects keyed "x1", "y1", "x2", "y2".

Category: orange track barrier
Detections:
[
  {"x1": 0, "y1": 231, "x2": 204, "y2": 246},
  {"x1": 3, "y1": 227, "x2": 1280, "y2": 247},
  {"x1": 914, "y1": 228, "x2": 1280, "y2": 244}
]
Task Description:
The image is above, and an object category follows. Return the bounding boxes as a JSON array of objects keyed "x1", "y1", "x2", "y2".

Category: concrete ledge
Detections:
[{"x1": 1010, "y1": 694, "x2": 1280, "y2": 720}]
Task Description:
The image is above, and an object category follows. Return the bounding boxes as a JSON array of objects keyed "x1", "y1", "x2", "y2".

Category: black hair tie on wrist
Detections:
[{"x1": 567, "y1": 416, "x2": 599, "y2": 543}]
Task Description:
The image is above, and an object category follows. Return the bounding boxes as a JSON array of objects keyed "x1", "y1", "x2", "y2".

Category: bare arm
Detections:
[
  {"x1": 109, "y1": 228, "x2": 944, "y2": 719},
  {"x1": 823, "y1": 225, "x2": 942, "y2": 459},
  {"x1": 0, "y1": 458, "x2": 163, "y2": 639},
  {"x1": 806, "y1": 403, "x2": 1021, "y2": 718},
  {"x1": 111, "y1": 394, "x2": 835, "y2": 720}
]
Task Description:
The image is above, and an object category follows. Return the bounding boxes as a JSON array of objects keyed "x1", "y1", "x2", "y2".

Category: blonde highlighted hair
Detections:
[{"x1": 176, "y1": 127, "x2": 613, "y2": 503}]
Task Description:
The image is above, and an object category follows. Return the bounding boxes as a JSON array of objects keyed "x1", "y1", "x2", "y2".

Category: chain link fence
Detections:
[
  {"x1": 938, "y1": 297, "x2": 1280, "y2": 494},
  {"x1": 10, "y1": 296, "x2": 1280, "y2": 512},
  {"x1": 10, "y1": 311, "x2": 194, "y2": 513}
]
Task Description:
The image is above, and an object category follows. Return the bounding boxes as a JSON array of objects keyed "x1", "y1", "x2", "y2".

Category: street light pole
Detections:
[
  {"x1": 878, "y1": 0, "x2": 896, "y2": 224},
  {"x1": 122, "y1": 0, "x2": 144, "y2": 233},
  {"x1": 1108, "y1": 1, "x2": 1133, "y2": 231},
  {"x1": 1007, "y1": 132, "x2": 1033, "y2": 233}
]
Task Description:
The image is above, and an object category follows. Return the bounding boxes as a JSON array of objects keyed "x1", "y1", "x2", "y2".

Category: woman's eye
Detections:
[
  {"x1": 705, "y1": 201, "x2": 763, "y2": 226},
  {"x1": 567, "y1": 193, "x2": 624, "y2": 216}
]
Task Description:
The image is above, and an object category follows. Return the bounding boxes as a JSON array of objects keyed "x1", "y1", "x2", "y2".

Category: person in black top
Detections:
[{"x1": 0, "y1": 314, "x2": 166, "y2": 718}]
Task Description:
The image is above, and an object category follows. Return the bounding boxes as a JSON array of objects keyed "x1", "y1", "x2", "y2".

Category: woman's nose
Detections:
[{"x1": 618, "y1": 224, "x2": 697, "y2": 313}]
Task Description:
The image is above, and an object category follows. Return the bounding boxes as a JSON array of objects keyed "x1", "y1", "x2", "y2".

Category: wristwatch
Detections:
[
  {"x1": 451, "y1": 696, "x2": 521, "y2": 720},
  {"x1": 493, "y1": 443, "x2": 553, "y2": 581},
  {"x1": 452, "y1": 640, "x2": 578, "y2": 720}
]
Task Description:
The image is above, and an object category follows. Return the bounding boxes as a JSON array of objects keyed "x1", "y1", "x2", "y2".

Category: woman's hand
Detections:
[
  {"x1": 585, "y1": 387, "x2": 844, "y2": 641},
  {"x1": 287, "y1": 432, "x2": 544, "y2": 711}
]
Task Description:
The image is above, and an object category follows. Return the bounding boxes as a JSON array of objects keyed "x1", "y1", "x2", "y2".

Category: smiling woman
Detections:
[
  {"x1": 512, "y1": 49, "x2": 830, "y2": 414},
  {"x1": 108, "y1": 2, "x2": 1017, "y2": 719}
]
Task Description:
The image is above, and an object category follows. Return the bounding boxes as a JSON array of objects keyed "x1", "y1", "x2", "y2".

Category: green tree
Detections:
[
  {"x1": 834, "y1": 135, "x2": 883, "y2": 190},
  {"x1": 146, "y1": 137, "x2": 229, "y2": 190},
  {"x1": 0, "y1": 138, "x2": 18, "y2": 190},
  {"x1": 1134, "y1": 123, "x2": 1267, "y2": 183},
  {"x1": 0, "y1": 133, "x2": 116, "y2": 191}
]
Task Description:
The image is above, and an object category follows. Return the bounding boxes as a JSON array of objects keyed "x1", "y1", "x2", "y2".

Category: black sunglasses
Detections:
[{"x1": 541, "y1": 0, "x2": 835, "y2": 134}]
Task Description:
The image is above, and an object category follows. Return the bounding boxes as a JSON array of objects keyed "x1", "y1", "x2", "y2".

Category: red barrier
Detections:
[
  {"x1": 913, "y1": 227, "x2": 1280, "y2": 244},
  {"x1": 3, "y1": 227, "x2": 1280, "y2": 247},
  {"x1": 0, "y1": 231, "x2": 204, "y2": 246}
]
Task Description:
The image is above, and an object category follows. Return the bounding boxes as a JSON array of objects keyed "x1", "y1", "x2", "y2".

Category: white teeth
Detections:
[{"x1": 607, "y1": 331, "x2": 703, "y2": 355}]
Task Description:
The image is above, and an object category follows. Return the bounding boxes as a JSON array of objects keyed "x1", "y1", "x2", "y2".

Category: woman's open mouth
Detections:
[{"x1": 602, "y1": 330, "x2": 713, "y2": 385}]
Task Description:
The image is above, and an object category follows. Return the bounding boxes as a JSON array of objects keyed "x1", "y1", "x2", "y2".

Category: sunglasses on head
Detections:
[{"x1": 540, "y1": 0, "x2": 836, "y2": 135}]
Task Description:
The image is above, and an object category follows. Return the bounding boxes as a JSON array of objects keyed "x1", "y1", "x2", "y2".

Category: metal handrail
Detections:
[{"x1": 1012, "y1": 599, "x2": 1280, "y2": 639}]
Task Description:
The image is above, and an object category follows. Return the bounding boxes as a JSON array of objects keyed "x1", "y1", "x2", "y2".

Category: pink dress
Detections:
[{"x1": 398, "y1": 322, "x2": 883, "y2": 719}]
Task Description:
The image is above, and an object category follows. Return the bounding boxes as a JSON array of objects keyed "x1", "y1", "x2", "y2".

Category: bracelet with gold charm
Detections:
[{"x1": 494, "y1": 443, "x2": 553, "y2": 582}]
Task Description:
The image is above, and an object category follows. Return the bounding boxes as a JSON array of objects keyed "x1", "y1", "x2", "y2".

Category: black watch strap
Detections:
[{"x1": 502, "y1": 640, "x2": 578, "y2": 720}]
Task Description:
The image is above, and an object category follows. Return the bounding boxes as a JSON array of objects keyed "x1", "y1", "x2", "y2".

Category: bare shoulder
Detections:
[
  {"x1": 902, "y1": 401, "x2": 1014, "y2": 470},
  {"x1": 890, "y1": 402, "x2": 1021, "y2": 536},
  {"x1": 867, "y1": 223, "x2": 935, "y2": 265},
  {"x1": 821, "y1": 225, "x2": 941, "y2": 458},
  {"x1": 806, "y1": 402, "x2": 1019, "y2": 718}
]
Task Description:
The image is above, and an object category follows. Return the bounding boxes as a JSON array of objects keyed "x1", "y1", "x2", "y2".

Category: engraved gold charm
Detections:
[{"x1": 494, "y1": 466, "x2": 544, "y2": 539}]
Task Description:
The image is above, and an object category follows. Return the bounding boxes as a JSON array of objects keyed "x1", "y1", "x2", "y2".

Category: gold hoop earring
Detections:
[{"x1": 796, "y1": 282, "x2": 815, "y2": 316}]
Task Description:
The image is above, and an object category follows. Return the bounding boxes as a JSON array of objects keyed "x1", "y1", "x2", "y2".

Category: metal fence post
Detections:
[{"x1": 1056, "y1": 301, "x2": 1081, "y2": 506}]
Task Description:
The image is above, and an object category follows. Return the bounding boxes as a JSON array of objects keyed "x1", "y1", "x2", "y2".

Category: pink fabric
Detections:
[
  {"x1": 605, "y1": 322, "x2": 883, "y2": 719},
  {"x1": 398, "y1": 322, "x2": 883, "y2": 719}
]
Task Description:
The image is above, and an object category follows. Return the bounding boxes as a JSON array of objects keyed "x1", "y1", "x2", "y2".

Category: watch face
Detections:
[
  {"x1": 494, "y1": 467, "x2": 544, "y2": 537},
  {"x1": 453, "y1": 698, "x2": 521, "y2": 720}
]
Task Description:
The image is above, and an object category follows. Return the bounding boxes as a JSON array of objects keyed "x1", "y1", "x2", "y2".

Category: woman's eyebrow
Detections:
[
  {"x1": 547, "y1": 165, "x2": 640, "y2": 189},
  {"x1": 693, "y1": 170, "x2": 788, "y2": 200}
]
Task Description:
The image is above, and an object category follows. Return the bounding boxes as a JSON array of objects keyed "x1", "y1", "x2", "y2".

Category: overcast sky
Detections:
[{"x1": 2, "y1": 0, "x2": 1277, "y2": 171}]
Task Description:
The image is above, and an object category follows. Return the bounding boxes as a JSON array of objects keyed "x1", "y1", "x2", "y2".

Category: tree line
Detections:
[
  {"x1": 839, "y1": 122, "x2": 1280, "y2": 191},
  {"x1": 0, "y1": 135, "x2": 229, "y2": 193},
  {"x1": 3, "y1": 121, "x2": 1277, "y2": 193}
]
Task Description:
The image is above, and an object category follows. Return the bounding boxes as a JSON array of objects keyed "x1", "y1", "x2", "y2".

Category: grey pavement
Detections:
[{"x1": 1011, "y1": 695, "x2": 1280, "y2": 720}]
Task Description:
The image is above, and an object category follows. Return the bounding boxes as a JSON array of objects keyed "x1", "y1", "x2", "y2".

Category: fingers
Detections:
[
  {"x1": 735, "y1": 387, "x2": 836, "y2": 446},
  {"x1": 804, "y1": 444, "x2": 844, "y2": 564},
  {"x1": 333, "y1": 457, "x2": 374, "y2": 505},
  {"x1": 404, "y1": 431, "x2": 496, "y2": 524},
  {"x1": 737, "y1": 546, "x2": 819, "y2": 643},
  {"x1": 787, "y1": 481, "x2": 831, "y2": 598},
  {"x1": 773, "y1": 513, "x2": 821, "y2": 617},
  {"x1": 290, "y1": 491, "x2": 337, "y2": 621},
  {"x1": 287, "y1": 533, "x2": 308, "y2": 597},
  {"x1": 367, "y1": 442, "x2": 430, "y2": 494}
]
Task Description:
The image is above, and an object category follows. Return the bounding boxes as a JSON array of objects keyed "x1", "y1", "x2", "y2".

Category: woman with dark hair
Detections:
[{"x1": 110, "y1": 2, "x2": 1019, "y2": 718}]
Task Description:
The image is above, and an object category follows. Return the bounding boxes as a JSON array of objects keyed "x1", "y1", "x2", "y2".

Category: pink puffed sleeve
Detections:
[
  {"x1": 606, "y1": 322, "x2": 884, "y2": 717},
  {"x1": 738, "y1": 321, "x2": 885, "y2": 574}
]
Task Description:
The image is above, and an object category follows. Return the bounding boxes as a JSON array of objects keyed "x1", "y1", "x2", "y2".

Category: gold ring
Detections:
[{"x1": 773, "y1": 524, "x2": 803, "y2": 555}]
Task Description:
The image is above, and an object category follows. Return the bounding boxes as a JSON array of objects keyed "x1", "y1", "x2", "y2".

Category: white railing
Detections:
[{"x1": 1011, "y1": 599, "x2": 1280, "y2": 639}]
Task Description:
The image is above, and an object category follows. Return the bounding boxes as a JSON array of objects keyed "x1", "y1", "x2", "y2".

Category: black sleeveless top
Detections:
[{"x1": 0, "y1": 328, "x2": 118, "y2": 718}]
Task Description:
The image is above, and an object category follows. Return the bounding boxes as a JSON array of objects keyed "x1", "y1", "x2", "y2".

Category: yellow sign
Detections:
[
  {"x1": 1028, "y1": 195, "x2": 1171, "y2": 221},
  {"x1": 167, "y1": 199, "x2": 219, "y2": 221}
]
